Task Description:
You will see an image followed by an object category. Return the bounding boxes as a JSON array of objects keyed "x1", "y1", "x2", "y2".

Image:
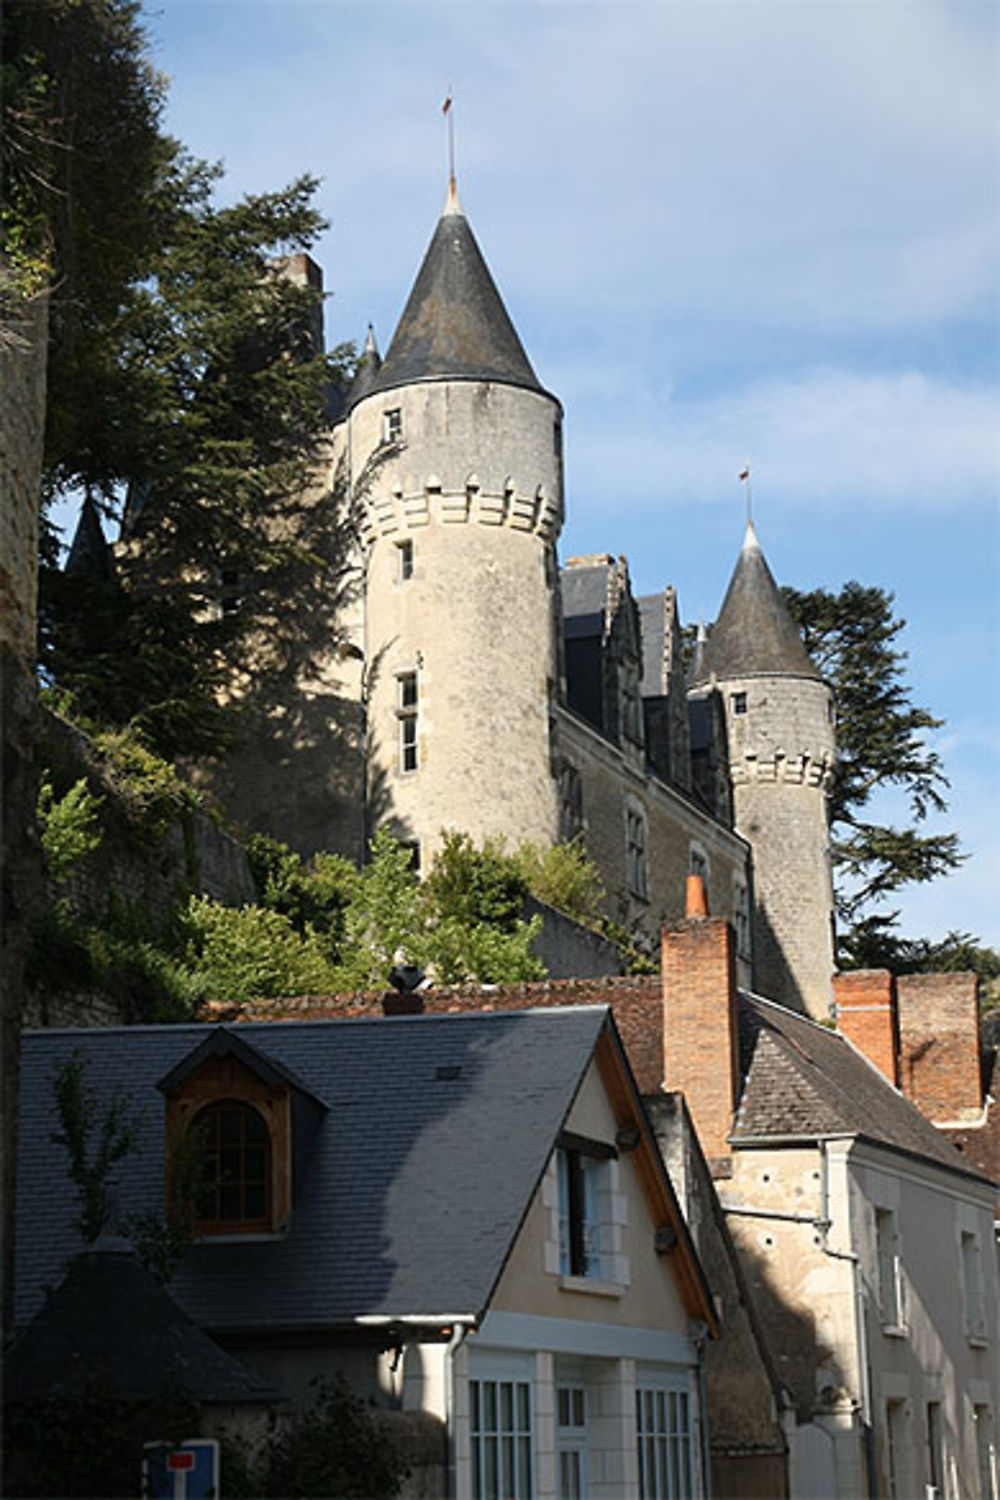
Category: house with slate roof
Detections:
[
  {"x1": 214, "y1": 891, "x2": 1000, "y2": 1500},
  {"x1": 13, "y1": 1006, "x2": 719, "y2": 1500}
]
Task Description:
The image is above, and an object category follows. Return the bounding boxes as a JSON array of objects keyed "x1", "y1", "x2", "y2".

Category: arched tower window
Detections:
[{"x1": 192, "y1": 1099, "x2": 272, "y2": 1234}]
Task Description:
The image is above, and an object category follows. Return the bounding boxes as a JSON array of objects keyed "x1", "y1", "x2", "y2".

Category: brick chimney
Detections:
[
  {"x1": 833, "y1": 970, "x2": 899, "y2": 1086},
  {"x1": 897, "y1": 973, "x2": 982, "y2": 1123},
  {"x1": 661, "y1": 877, "x2": 739, "y2": 1168}
]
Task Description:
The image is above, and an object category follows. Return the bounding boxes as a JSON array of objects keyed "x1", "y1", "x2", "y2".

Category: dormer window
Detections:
[
  {"x1": 192, "y1": 1100, "x2": 272, "y2": 1234},
  {"x1": 156, "y1": 1028, "x2": 327, "y2": 1241},
  {"x1": 384, "y1": 408, "x2": 403, "y2": 443}
]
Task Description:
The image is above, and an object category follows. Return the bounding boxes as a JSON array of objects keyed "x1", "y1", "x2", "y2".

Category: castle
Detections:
[{"x1": 103, "y1": 177, "x2": 837, "y2": 1020}]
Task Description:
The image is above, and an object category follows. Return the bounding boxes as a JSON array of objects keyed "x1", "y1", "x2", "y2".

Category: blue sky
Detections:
[{"x1": 75, "y1": 0, "x2": 1000, "y2": 943}]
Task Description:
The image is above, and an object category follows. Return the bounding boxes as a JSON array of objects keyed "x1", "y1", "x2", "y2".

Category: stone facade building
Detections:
[{"x1": 86, "y1": 178, "x2": 838, "y2": 1018}]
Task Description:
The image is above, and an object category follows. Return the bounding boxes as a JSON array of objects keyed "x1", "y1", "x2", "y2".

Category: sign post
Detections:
[{"x1": 142, "y1": 1439, "x2": 219, "y2": 1499}]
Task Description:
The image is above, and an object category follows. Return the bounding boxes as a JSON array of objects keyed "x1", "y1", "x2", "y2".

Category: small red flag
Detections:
[
  {"x1": 442, "y1": 96, "x2": 452, "y2": 114},
  {"x1": 738, "y1": 468, "x2": 750, "y2": 481}
]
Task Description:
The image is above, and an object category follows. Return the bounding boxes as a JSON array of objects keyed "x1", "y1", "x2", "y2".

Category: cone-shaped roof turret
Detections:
[
  {"x1": 690, "y1": 521, "x2": 821, "y2": 685},
  {"x1": 65, "y1": 494, "x2": 114, "y2": 582},
  {"x1": 359, "y1": 181, "x2": 542, "y2": 404},
  {"x1": 347, "y1": 323, "x2": 382, "y2": 406}
]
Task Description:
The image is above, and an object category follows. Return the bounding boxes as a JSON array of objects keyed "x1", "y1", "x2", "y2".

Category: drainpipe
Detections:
[
  {"x1": 818, "y1": 1142, "x2": 877, "y2": 1500},
  {"x1": 444, "y1": 1319, "x2": 475, "y2": 1500},
  {"x1": 692, "y1": 1320, "x2": 713, "y2": 1500}
]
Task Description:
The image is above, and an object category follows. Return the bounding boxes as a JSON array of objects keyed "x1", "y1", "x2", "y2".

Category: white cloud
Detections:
[{"x1": 562, "y1": 366, "x2": 999, "y2": 513}]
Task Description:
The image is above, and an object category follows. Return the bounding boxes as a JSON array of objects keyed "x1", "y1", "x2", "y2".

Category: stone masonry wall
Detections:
[{"x1": 722, "y1": 674, "x2": 835, "y2": 1020}]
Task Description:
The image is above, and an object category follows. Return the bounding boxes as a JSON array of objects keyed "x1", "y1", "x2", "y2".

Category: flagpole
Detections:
[{"x1": 443, "y1": 90, "x2": 455, "y2": 190}]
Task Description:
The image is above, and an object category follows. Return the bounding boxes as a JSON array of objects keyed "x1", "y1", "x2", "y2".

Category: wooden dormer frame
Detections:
[{"x1": 162, "y1": 1044, "x2": 293, "y2": 1238}]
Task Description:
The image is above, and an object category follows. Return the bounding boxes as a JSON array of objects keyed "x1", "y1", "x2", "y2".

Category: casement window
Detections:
[
  {"x1": 975, "y1": 1406, "x2": 997, "y2": 1500},
  {"x1": 961, "y1": 1230, "x2": 987, "y2": 1342},
  {"x1": 556, "y1": 1385, "x2": 587, "y2": 1500},
  {"x1": 219, "y1": 566, "x2": 241, "y2": 617},
  {"x1": 875, "y1": 1207, "x2": 904, "y2": 1331},
  {"x1": 397, "y1": 671, "x2": 418, "y2": 772},
  {"x1": 885, "y1": 1399, "x2": 910, "y2": 1500},
  {"x1": 558, "y1": 760, "x2": 583, "y2": 843},
  {"x1": 395, "y1": 538, "x2": 414, "y2": 581},
  {"x1": 558, "y1": 1146, "x2": 604, "y2": 1279},
  {"x1": 730, "y1": 690, "x2": 747, "y2": 716},
  {"x1": 926, "y1": 1401, "x2": 944, "y2": 1500},
  {"x1": 636, "y1": 1385, "x2": 695, "y2": 1500},
  {"x1": 625, "y1": 800, "x2": 649, "y2": 902},
  {"x1": 619, "y1": 659, "x2": 642, "y2": 747},
  {"x1": 470, "y1": 1377, "x2": 533, "y2": 1500},
  {"x1": 191, "y1": 1099, "x2": 272, "y2": 1235},
  {"x1": 383, "y1": 407, "x2": 402, "y2": 443}
]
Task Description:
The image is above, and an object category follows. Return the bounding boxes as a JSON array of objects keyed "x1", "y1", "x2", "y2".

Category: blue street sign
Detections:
[{"x1": 142, "y1": 1439, "x2": 219, "y2": 1499}]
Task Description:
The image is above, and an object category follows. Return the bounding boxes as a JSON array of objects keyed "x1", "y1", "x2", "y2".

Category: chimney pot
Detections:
[{"x1": 685, "y1": 874, "x2": 709, "y2": 919}]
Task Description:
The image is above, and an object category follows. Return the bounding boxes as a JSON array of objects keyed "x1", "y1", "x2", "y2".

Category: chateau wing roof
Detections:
[
  {"x1": 16, "y1": 1010, "x2": 608, "y2": 1333},
  {"x1": 561, "y1": 562, "x2": 610, "y2": 640},
  {"x1": 362, "y1": 190, "x2": 542, "y2": 401},
  {"x1": 691, "y1": 523, "x2": 821, "y2": 686},
  {"x1": 735, "y1": 994, "x2": 993, "y2": 1181},
  {"x1": 637, "y1": 594, "x2": 666, "y2": 697}
]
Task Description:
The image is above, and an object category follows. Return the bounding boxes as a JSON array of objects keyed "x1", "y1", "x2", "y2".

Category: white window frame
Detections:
[
  {"x1": 469, "y1": 1373, "x2": 533, "y2": 1500},
  {"x1": 383, "y1": 407, "x2": 402, "y2": 443},
  {"x1": 635, "y1": 1376, "x2": 696, "y2": 1500},
  {"x1": 926, "y1": 1400, "x2": 945, "y2": 1500},
  {"x1": 875, "y1": 1207, "x2": 905, "y2": 1332},
  {"x1": 396, "y1": 671, "x2": 418, "y2": 773},
  {"x1": 625, "y1": 798, "x2": 649, "y2": 902},
  {"x1": 975, "y1": 1406, "x2": 997, "y2": 1500},
  {"x1": 558, "y1": 1147, "x2": 604, "y2": 1280},
  {"x1": 961, "y1": 1229, "x2": 987, "y2": 1343},
  {"x1": 885, "y1": 1397, "x2": 911, "y2": 1500},
  {"x1": 556, "y1": 1383, "x2": 588, "y2": 1500}
]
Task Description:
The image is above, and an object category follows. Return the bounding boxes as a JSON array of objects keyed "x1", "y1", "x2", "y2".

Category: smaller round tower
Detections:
[
  {"x1": 690, "y1": 522, "x2": 836, "y2": 1019},
  {"x1": 343, "y1": 180, "x2": 564, "y2": 865}
]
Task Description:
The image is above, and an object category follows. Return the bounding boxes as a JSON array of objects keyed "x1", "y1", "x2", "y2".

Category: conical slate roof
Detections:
[
  {"x1": 4, "y1": 1246, "x2": 277, "y2": 1404},
  {"x1": 690, "y1": 522, "x2": 821, "y2": 685},
  {"x1": 347, "y1": 323, "x2": 382, "y2": 406},
  {"x1": 65, "y1": 494, "x2": 114, "y2": 582},
  {"x1": 361, "y1": 182, "x2": 542, "y2": 403}
]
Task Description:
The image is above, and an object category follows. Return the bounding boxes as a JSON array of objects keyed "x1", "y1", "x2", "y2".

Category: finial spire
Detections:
[{"x1": 442, "y1": 91, "x2": 457, "y2": 201}]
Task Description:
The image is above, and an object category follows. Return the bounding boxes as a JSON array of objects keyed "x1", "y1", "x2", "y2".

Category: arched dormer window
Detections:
[{"x1": 192, "y1": 1099, "x2": 272, "y2": 1235}]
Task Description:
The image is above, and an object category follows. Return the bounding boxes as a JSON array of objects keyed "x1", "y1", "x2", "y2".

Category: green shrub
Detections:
[{"x1": 37, "y1": 774, "x2": 102, "y2": 880}]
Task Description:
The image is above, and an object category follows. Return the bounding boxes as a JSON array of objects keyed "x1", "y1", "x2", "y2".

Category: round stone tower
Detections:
[
  {"x1": 343, "y1": 180, "x2": 564, "y2": 865},
  {"x1": 690, "y1": 522, "x2": 836, "y2": 1019}
]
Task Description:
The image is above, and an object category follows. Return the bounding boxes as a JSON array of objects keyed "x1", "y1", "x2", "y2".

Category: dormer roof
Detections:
[
  {"x1": 359, "y1": 183, "x2": 543, "y2": 404},
  {"x1": 690, "y1": 522, "x2": 821, "y2": 686}
]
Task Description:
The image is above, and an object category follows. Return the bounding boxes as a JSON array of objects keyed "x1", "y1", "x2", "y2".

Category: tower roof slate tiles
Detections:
[
  {"x1": 361, "y1": 183, "x2": 544, "y2": 402},
  {"x1": 691, "y1": 521, "x2": 821, "y2": 686}
]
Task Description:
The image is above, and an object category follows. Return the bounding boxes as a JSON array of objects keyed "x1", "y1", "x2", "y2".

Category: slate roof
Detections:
[
  {"x1": 735, "y1": 993, "x2": 994, "y2": 1182},
  {"x1": 15, "y1": 1009, "x2": 609, "y2": 1335},
  {"x1": 561, "y1": 562, "x2": 610, "y2": 641},
  {"x1": 4, "y1": 1247, "x2": 277, "y2": 1403},
  {"x1": 690, "y1": 522, "x2": 821, "y2": 686},
  {"x1": 637, "y1": 594, "x2": 666, "y2": 697},
  {"x1": 361, "y1": 186, "x2": 543, "y2": 403}
]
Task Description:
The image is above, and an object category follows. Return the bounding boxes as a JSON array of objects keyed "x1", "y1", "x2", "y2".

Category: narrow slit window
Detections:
[
  {"x1": 396, "y1": 539, "x2": 414, "y2": 581},
  {"x1": 397, "y1": 671, "x2": 418, "y2": 773}
]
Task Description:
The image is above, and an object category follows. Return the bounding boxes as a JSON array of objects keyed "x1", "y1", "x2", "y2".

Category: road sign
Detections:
[{"x1": 142, "y1": 1439, "x2": 219, "y2": 1499}]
